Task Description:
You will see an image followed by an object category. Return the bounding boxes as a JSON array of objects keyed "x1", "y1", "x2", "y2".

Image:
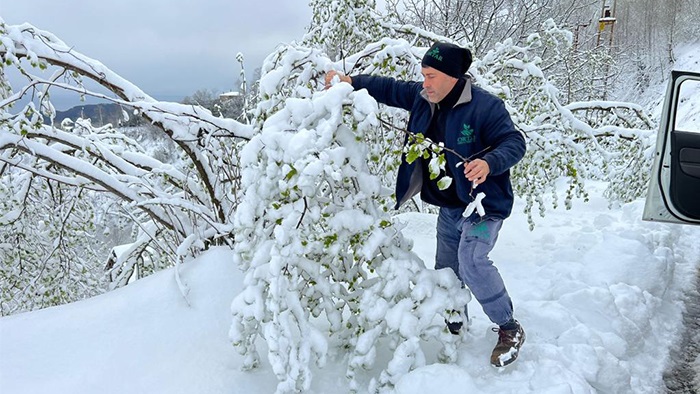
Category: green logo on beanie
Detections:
[
  {"x1": 458, "y1": 124, "x2": 474, "y2": 144},
  {"x1": 427, "y1": 47, "x2": 443, "y2": 61}
]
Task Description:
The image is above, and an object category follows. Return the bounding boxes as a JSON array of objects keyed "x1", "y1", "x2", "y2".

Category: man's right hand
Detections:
[{"x1": 324, "y1": 70, "x2": 351, "y2": 89}]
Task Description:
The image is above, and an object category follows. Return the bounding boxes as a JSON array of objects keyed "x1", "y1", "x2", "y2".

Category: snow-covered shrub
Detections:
[{"x1": 230, "y1": 48, "x2": 470, "y2": 392}]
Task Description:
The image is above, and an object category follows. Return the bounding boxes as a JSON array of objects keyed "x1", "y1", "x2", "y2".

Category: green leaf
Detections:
[
  {"x1": 284, "y1": 166, "x2": 297, "y2": 181},
  {"x1": 429, "y1": 168, "x2": 439, "y2": 180},
  {"x1": 406, "y1": 149, "x2": 420, "y2": 164},
  {"x1": 437, "y1": 176, "x2": 453, "y2": 190},
  {"x1": 323, "y1": 234, "x2": 338, "y2": 247}
]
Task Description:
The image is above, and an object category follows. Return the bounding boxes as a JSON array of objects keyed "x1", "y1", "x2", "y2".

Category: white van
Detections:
[{"x1": 643, "y1": 70, "x2": 700, "y2": 225}]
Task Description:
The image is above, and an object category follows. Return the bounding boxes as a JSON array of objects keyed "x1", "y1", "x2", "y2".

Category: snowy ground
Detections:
[{"x1": 1, "y1": 181, "x2": 698, "y2": 393}]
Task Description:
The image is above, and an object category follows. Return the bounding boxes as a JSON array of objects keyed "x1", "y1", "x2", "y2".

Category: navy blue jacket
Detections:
[{"x1": 352, "y1": 74, "x2": 526, "y2": 221}]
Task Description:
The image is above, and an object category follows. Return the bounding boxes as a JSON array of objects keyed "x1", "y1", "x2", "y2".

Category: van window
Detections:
[{"x1": 675, "y1": 79, "x2": 700, "y2": 133}]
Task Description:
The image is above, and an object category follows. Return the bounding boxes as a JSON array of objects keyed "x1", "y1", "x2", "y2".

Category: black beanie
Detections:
[{"x1": 421, "y1": 42, "x2": 472, "y2": 78}]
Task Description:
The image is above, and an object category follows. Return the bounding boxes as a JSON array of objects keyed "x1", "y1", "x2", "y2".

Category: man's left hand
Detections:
[{"x1": 464, "y1": 159, "x2": 490, "y2": 185}]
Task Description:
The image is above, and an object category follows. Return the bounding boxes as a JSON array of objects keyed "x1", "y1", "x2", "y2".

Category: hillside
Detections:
[{"x1": 47, "y1": 103, "x2": 143, "y2": 127}]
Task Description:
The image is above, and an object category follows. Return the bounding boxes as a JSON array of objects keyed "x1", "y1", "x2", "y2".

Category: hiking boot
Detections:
[{"x1": 490, "y1": 321, "x2": 525, "y2": 367}]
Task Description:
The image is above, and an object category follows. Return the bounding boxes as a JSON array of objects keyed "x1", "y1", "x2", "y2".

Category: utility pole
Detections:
[
  {"x1": 595, "y1": 0, "x2": 618, "y2": 101},
  {"x1": 596, "y1": 0, "x2": 617, "y2": 48}
]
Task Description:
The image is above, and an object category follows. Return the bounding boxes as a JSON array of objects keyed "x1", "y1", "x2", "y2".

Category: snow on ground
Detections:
[{"x1": 1, "y1": 181, "x2": 699, "y2": 394}]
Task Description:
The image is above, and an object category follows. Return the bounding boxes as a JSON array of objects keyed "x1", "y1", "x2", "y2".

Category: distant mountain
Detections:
[{"x1": 47, "y1": 103, "x2": 144, "y2": 127}]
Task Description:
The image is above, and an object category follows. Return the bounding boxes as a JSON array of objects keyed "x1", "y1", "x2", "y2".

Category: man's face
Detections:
[{"x1": 421, "y1": 66, "x2": 458, "y2": 103}]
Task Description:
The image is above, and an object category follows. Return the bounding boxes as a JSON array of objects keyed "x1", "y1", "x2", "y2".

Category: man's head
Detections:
[{"x1": 420, "y1": 42, "x2": 472, "y2": 103}]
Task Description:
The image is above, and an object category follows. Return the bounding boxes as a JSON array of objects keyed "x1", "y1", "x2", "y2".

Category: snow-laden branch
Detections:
[
  {"x1": 0, "y1": 18, "x2": 256, "y2": 288},
  {"x1": 380, "y1": 21, "x2": 462, "y2": 46},
  {"x1": 0, "y1": 130, "x2": 183, "y2": 233},
  {"x1": 0, "y1": 19, "x2": 255, "y2": 225}
]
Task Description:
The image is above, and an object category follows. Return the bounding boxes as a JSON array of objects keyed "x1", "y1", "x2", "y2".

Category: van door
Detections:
[{"x1": 643, "y1": 70, "x2": 700, "y2": 225}]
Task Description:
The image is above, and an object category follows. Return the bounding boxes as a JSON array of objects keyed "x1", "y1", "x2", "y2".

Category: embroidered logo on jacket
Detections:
[
  {"x1": 426, "y1": 47, "x2": 443, "y2": 61},
  {"x1": 458, "y1": 124, "x2": 475, "y2": 144}
]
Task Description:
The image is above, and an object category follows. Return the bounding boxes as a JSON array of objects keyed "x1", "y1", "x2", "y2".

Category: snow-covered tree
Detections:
[
  {"x1": 467, "y1": 20, "x2": 655, "y2": 226},
  {"x1": 386, "y1": 0, "x2": 598, "y2": 55},
  {"x1": 305, "y1": 0, "x2": 384, "y2": 62},
  {"x1": 0, "y1": 19, "x2": 253, "y2": 298}
]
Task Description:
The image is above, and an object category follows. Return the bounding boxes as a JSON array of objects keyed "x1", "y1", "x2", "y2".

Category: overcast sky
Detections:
[{"x1": 1, "y1": 0, "x2": 312, "y2": 109}]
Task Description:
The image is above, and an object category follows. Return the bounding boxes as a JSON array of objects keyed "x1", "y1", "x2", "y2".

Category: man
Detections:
[{"x1": 324, "y1": 42, "x2": 526, "y2": 367}]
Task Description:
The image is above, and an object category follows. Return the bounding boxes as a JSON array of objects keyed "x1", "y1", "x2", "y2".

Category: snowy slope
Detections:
[
  {"x1": 0, "y1": 248, "x2": 274, "y2": 393},
  {"x1": 1, "y1": 182, "x2": 699, "y2": 394},
  {"x1": 643, "y1": 41, "x2": 700, "y2": 122},
  {"x1": 395, "y1": 184, "x2": 698, "y2": 393}
]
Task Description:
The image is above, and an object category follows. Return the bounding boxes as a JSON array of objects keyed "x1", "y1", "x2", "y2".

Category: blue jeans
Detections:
[{"x1": 435, "y1": 207, "x2": 513, "y2": 326}]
